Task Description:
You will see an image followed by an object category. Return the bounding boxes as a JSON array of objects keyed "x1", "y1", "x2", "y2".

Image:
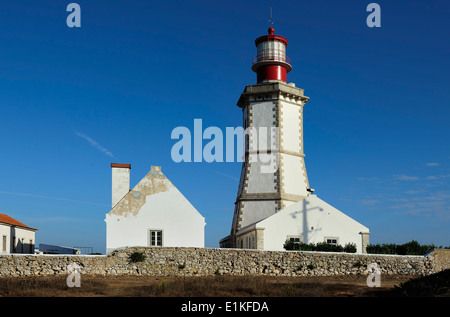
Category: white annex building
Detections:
[
  {"x1": 220, "y1": 27, "x2": 370, "y2": 253},
  {"x1": 105, "y1": 164, "x2": 205, "y2": 254},
  {"x1": 0, "y1": 213, "x2": 38, "y2": 254}
]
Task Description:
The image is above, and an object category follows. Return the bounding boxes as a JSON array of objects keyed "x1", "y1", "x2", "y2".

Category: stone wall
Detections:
[
  {"x1": 427, "y1": 249, "x2": 450, "y2": 273},
  {"x1": 0, "y1": 247, "x2": 448, "y2": 277}
]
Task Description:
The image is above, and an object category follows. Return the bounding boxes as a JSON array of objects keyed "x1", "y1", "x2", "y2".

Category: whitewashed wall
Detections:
[
  {"x1": 12, "y1": 227, "x2": 36, "y2": 254},
  {"x1": 279, "y1": 100, "x2": 302, "y2": 154},
  {"x1": 279, "y1": 100, "x2": 308, "y2": 198},
  {"x1": 280, "y1": 153, "x2": 308, "y2": 197},
  {"x1": 0, "y1": 224, "x2": 10, "y2": 253}
]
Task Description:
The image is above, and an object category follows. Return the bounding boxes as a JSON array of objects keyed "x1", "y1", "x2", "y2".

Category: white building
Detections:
[
  {"x1": 227, "y1": 194, "x2": 370, "y2": 253},
  {"x1": 220, "y1": 27, "x2": 370, "y2": 252},
  {"x1": 105, "y1": 164, "x2": 205, "y2": 254},
  {"x1": 0, "y1": 213, "x2": 38, "y2": 254}
]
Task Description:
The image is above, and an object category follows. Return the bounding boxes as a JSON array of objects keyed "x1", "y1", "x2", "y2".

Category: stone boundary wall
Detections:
[
  {"x1": 430, "y1": 249, "x2": 450, "y2": 273},
  {"x1": 0, "y1": 247, "x2": 448, "y2": 277}
]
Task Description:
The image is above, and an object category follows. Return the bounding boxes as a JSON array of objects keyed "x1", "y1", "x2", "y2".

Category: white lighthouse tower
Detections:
[
  {"x1": 224, "y1": 26, "x2": 311, "y2": 248},
  {"x1": 220, "y1": 26, "x2": 370, "y2": 253}
]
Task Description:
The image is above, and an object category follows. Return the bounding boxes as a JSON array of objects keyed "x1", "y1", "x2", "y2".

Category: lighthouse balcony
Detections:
[{"x1": 252, "y1": 50, "x2": 292, "y2": 72}]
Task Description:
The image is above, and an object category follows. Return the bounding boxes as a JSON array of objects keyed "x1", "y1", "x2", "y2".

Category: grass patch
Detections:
[{"x1": 0, "y1": 274, "x2": 438, "y2": 297}]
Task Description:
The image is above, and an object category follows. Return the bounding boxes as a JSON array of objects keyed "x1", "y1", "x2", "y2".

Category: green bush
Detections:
[
  {"x1": 366, "y1": 240, "x2": 438, "y2": 255},
  {"x1": 343, "y1": 243, "x2": 357, "y2": 253},
  {"x1": 283, "y1": 240, "x2": 311, "y2": 251},
  {"x1": 283, "y1": 240, "x2": 356, "y2": 253},
  {"x1": 315, "y1": 241, "x2": 344, "y2": 252},
  {"x1": 366, "y1": 243, "x2": 397, "y2": 255},
  {"x1": 128, "y1": 251, "x2": 147, "y2": 263}
]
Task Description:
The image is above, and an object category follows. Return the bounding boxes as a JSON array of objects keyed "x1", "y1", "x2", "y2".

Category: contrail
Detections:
[
  {"x1": 213, "y1": 171, "x2": 239, "y2": 181},
  {"x1": 0, "y1": 190, "x2": 108, "y2": 207},
  {"x1": 73, "y1": 130, "x2": 116, "y2": 158}
]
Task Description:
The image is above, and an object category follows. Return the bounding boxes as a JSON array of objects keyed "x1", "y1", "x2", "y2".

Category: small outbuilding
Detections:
[
  {"x1": 105, "y1": 164, "x2": 205, "y2": 254},
  {"x1": 0, "y1": 213, "x2": 38, "y2": 254}
]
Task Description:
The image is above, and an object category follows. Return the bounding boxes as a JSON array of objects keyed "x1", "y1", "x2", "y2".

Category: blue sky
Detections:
[{"x1": 0, "y1": 1, "x2": 449, "y2": 253}]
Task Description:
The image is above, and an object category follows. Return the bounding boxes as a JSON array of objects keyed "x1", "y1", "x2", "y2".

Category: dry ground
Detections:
[{"x1": 0, "y1": 274, "x2": 439, "y2": 297}]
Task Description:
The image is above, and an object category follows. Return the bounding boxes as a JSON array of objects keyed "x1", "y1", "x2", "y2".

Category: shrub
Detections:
[
  {"x1": 156, "y1": 280, "x2": 168, "y2": 294},
  {"x1": 343, "y1": 243, "x2": 357, "y2": 253},
  {"x1": 285, "y1": 284, "x2": 297, "y2": 296},
  {"x1": 128, "y1": 251, "x2": 147, "y2": 263},
  {"x1": 283, "y1": 240, "x2": 313, "y2": 251},
  {"x1": 402, "y1": 240, "x2": 435, "y2": 255},
  {"x1": 297, "y1": 242, "x2": 314, "y2": 251},
  {"x1": 283, "y1": 240, "x2": 357, "y2": 253},
  {"x1": 315, "y1": 242, "x2": 344, "y2": 252},
  {"x1": 366, "y1": 240, "x2": 438, "y2": 255}
]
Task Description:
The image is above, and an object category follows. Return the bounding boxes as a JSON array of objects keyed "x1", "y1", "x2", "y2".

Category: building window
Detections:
[
  {"x1": 149, "y1": 230, "x2": 163, "y2": 247},
  {"x1": 325, "y1": 237, "x2": 339, "y2": 246},
  {"x1": 287, "y1": 235, "x2": 302, "y2": 244},
  {"x1": 2, "y1": 236, "x2": 6, "y2": 252}
]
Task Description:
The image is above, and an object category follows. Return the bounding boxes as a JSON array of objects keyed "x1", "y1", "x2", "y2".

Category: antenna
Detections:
[{"x1": 269, "y1": 7, "x2": 273, "y2": 27}]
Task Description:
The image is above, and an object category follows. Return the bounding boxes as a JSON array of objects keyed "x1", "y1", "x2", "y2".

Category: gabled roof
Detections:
[
  {"x1": 0, "y1": 213, "x2": 38, "y2": 231},
  {"x1": 255, "y1": 194, "x2": 369, "y2": 232},
  {"x1": 107, "y1": 166, "x2": 204, "y2": 222}
]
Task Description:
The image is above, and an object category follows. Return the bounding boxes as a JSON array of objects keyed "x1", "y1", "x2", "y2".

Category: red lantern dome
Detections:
[{"x1": 251, "y1": 27, "x2": 292, "y2": 83}]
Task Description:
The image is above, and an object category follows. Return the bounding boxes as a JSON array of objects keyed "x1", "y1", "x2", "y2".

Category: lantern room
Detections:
[{"x1": 251, "y1": 27, "x2": 292, "y2": 83}]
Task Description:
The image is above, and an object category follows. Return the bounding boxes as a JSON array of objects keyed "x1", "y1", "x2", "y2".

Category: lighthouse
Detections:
[
  {"x1": 224, "y1": 26, "x2": 311, "y2": 248},
  {"x1": 220, "y1": 26, "x2": 370, "y2": 253}
]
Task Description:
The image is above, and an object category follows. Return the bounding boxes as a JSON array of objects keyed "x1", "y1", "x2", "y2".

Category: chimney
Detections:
[{"x1": 111, "y1": 163, "x2": 131, "y2": 208}]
